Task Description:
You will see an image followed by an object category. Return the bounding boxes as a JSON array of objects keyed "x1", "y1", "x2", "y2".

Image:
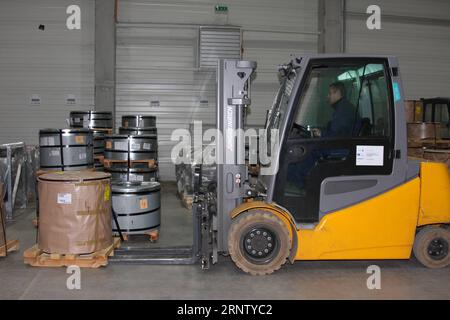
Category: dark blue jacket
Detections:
[{"x1": 323, "y1": 98, "x2": 361, "y2": 137}]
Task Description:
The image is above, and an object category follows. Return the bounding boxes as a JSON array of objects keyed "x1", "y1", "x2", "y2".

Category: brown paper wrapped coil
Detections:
[{"x1": 38, "y1": 171, "x2": 112, "y2": 254}]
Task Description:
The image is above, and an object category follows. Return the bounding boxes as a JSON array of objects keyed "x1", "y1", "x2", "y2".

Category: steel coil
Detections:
[
  {"x1": 122, "y1": 115, "x2": 156, "y2": 129},
  {"x1": 112, "y1": 181, "x2": 161, "y2": 235},
  {"x1": 39, "y1": 129, "x2": 93, "y2": 171},
  {"x1": 70, "y1": 110, "x2": 113, "y2": 129},
  {"x1": 104, "y1": 134, "x2": 157, "y2": 161}
]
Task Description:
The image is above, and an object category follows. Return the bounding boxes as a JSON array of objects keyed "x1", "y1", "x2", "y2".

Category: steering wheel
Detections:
[{"x1": 291, "y1": 122, "x2": 312, "y2": 138}]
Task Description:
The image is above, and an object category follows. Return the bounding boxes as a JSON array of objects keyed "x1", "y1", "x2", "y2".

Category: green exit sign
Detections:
[{"x1": 215, "y1": 4, "x2": 228, "y2": 13}]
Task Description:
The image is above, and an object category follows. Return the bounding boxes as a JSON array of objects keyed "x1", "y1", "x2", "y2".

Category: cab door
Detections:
[{"x1": 273, "y1": 58, "x2": 407, "y2": 223}]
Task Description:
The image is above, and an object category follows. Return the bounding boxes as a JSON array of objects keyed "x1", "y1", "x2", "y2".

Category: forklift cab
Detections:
[
  {"x1": 264, "y1": 56, "x2": 408, "y2": 224},
  {"x1": 421, "y1": 98, "x2": 450, "y2": 140}
]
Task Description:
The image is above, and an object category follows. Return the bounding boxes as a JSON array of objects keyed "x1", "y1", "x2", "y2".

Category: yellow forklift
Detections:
[
  {"x1": 113, "y1": 55, "x2": 450, "y2": 275},
  {"x1": 196, "y1": 55, "x2": 450, "y2": 275}
]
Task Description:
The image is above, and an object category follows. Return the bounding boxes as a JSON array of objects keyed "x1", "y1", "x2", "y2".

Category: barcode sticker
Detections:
[
  {"x1": 57, "y1": 193, "x2": 72, "y2": 205},
  {"x1": 74, "y1": 117, "x2": 81, "y2": 123},
  {"x1": 79, "y1": 153, "x2": 86, "y2": 160},
  {"x1": 114, "y1": 141, "x2": 128, "y2": 150},
  {"x1": 50, "y1": 150, "x2": 60, "y2": 157},
  {"x1": 139, "y1": 198, "x2": 148, "y2": 209},
  {"x1": 131, "y1": 175, "x2": 144, "y2": 182},
  {"x1": 143, "y1": 143, "x2": 152, "y2": 150},
  {"x1": 131, "y1": 143, "x2": 141, "y2": 151},
  {"x1": 40, "y1": 136, "x2": 55, "y2": 146}
]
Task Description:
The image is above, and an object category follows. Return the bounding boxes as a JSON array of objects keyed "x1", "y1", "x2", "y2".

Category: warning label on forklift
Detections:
[{"x1": 356, "y1": 145, "x2": 384, "y2": 166}]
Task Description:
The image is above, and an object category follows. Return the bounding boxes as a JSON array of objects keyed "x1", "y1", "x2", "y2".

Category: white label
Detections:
[
  {"x1": 130, "y1": 175, "x2": 144, "y2": 182},
  {"x1": 82, "y1": 115, "x2": 90, "y2": 128},
  {"x1": 131, "y1": 143, "x2": 141, "y2": 151},
  {"x1": 143, "y1": 143, "x2": 151, "y2": 150},
  {"x1": 66, "y1": 94, "x2": 76, "y2": 105},
  {"x1": 74, "y1": 117, "x2": 81, "y2": 123},
  {"x1": 79, "y1": 153, "x2": 86, "y2": 160},
  {"x1": 57, "y1": 193, "x2": 72, "y2": 205},
  {"x1": 40, "y1": 136, "x2": 55, "y2": 146},
  {"x1": 30, "y1": 94, "x2": 41, "y2": 106},
  {"x1": 114, "y1": 141, "x2": 128, "y2": 150},
  {"x1": 356, "y1": 145, "x2": 384, "y2": 166},
  {"x1": 50, "y1": 150, "x2": 60, "y2": 157}
]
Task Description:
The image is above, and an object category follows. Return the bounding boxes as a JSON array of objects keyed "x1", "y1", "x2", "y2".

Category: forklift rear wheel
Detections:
[
  {"x1": 413, "y1": 225, "x2": 450, "y2": 269},
  {"x1": 228, "y1": 210, "x2": 291, "y2": 275}
]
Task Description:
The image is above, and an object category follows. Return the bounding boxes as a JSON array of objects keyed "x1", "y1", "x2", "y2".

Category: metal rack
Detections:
[{"x1": 0, "y1": 142, "x2": 27, "y2": 220}]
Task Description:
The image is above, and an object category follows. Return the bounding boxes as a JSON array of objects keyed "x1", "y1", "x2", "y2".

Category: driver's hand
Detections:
[{"x1": 311, "y1": 128, "x2": 321, "y2": 137}]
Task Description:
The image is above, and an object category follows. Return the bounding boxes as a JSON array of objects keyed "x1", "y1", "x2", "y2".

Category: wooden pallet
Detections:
[
  {"x1": 92, "y1": 128, "x2": 113, "y2": 135},
  {"x1": 23, "y1": 237, "x2": 121, "y2": 268},
  {"x1": 0, "y1": 239, "x2": 20, "y2": 257},
  {"x1": 103, "y1": 158, "x2": 157, "y2": 169},
  {"x1": 181, "y1": 193, "x2": 193, "y2": 210},
  {"x1": 114, "y1": 229, "x2": 159, "y2": 243},
  {"x1": 408, "y1": 139, "x2": 450, "y2": 149}
]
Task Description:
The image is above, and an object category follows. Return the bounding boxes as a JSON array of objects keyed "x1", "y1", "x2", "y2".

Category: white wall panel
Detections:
[
  {"x1": 345, "y1": 0, "x2": 450, "y2": 99},
  {"x1": 116, "y1": 0, "x2": 319, "y2": 181},
  {"x1": 0, "y1": 0, "x2": 94, "y2": 145}
]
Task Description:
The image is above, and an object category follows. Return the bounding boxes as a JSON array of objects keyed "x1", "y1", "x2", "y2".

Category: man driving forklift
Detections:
[
  {"x1": 311, "y1": 81, "x2": 362, "y2": 138},
  {"x1": 287, "y1": 81, "x2": 362, "y2": 191}
]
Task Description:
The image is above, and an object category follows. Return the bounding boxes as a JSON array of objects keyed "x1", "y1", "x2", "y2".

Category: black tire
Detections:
[
  {"x1": 228, "y1": 210, "x2": 292, "y2": 275},
  {"x1": 413, "y1": 225, "x2": 450, "y2": 269}
]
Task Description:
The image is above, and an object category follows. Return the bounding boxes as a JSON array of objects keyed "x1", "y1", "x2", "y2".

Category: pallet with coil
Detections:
[
  {"x1": 23, "y1": 237, "x2": 121, "y2": 268},
  {"x1": 103, "y1": 158, "x2": 157, "y2": 169}
]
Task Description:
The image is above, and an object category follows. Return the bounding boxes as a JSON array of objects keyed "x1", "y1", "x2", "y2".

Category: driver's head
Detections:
[{"x1": 328, "y1": 81, "x2": 346, "y2": 105}]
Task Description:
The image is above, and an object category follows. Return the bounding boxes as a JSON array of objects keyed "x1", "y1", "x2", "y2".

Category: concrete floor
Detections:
[{"x1": 1, "y1": 182, "x2": 449, "y2": 300}]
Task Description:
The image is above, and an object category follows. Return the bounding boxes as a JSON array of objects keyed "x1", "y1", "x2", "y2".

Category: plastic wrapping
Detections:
[{"x1": 38, "y1": 171, "x2": 112, "y2": 254}]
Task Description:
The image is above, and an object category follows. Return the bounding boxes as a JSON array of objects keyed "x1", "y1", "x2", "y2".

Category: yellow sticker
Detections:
[
  {"x1": 106, "y1": 141, "x2": 112, "y2": 149},
  {"x1": 75, "y1": 135, "x2": 85, "y2": 144},
  {"x1": 104, "y1": 185, "x2": 111, "y2": 201},
  {"x1": 139, "y1": 198, "x2": 148, "y2": 210}
]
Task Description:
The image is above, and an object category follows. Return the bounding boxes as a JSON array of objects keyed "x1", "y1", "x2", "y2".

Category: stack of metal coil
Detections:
[
  {"x1": 105, "y1": 115, "x2": 159, "y2": 183},
  {"x1": 69, "y1": 110, "x2": 114, "y2": 171},
  {"x1": 106, "y1": 115, "x2": 161, "y2": 239}
]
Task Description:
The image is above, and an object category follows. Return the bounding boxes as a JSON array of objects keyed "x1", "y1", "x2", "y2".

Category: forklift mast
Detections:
[
  {"x1": 215, "y1": 59, "x2": 257, "y2": 255},
  {"x1": 194, "y1": 59, "x2": 257, "y2": 267}
]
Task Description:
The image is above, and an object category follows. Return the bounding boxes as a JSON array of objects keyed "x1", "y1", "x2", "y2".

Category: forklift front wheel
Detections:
[
  {"x1": 413, "y1": 225, "x2": 450, "y2": 269},
  {"x1": 228, "y1": 210, "x2": 292, "y2": 275}
]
